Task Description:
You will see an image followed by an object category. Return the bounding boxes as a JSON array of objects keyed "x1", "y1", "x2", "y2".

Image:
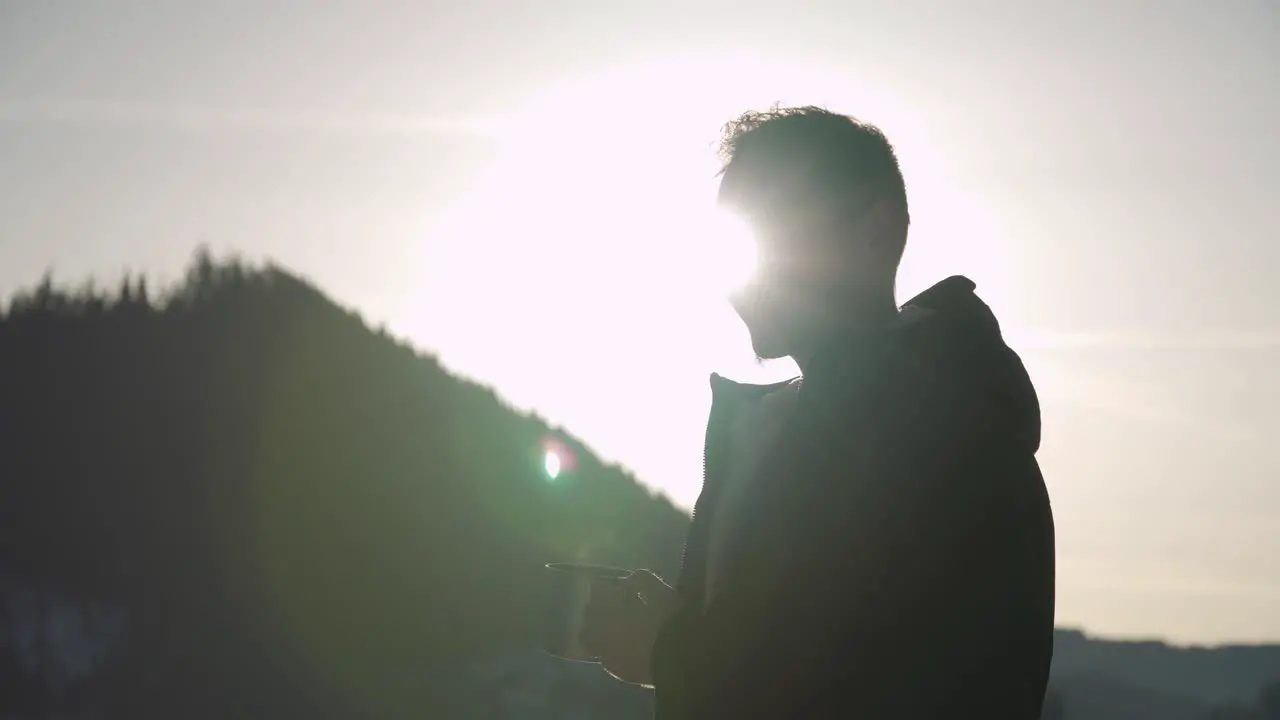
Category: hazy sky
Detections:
[{"x1": 1, "y1": 0, "x2": 1277, "y2": 645}]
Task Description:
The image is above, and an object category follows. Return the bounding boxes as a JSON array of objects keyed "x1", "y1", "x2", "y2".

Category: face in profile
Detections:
[{"x1": 725, "y1": 201, "x2": 845, "y2": 362}]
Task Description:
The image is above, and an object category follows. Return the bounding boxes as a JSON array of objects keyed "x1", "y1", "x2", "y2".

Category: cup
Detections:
[{"x1": 542, "y1": 562, "x2": 631, "y2": 662}]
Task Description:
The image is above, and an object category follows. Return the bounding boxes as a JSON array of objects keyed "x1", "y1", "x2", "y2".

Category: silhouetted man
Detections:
[{"x1": 581, "y1": 106, "x2": 1056, "y2": 719}]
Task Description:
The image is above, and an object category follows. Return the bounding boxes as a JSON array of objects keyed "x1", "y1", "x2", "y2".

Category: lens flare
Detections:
[{"x1": 543, "y1": 450, "x2": 562, "y2": 480}]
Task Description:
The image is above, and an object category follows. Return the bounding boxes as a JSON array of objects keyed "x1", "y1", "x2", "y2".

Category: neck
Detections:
[{"x1": 792, "y1": 290, "x2": 897, "y2": 377}]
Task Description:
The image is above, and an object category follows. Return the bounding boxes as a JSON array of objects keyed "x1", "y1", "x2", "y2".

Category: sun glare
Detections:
[
  {"x1": 695, "y1": 208, "x2": 759, "y2": 299},
  {"x1": 420, "y1": 60, "x2": 777, "y2": 337},
  {"x1": 411, "y1": 51, "x2": 986, "y2": 506}
]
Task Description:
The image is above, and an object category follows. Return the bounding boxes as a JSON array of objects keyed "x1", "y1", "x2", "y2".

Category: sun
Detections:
[
  {"x1": 424, "y1": 51, "x2": 946, "y2": 322},
  {"x1": 455, "y1": 64, "x2": 771, "y2": 309}
]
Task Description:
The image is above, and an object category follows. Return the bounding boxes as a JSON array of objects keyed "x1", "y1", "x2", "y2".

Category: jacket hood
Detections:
[
  {"x1": 709, "y1": 275, "x2": 1041, "y2": 454},
  {"x1": 895, "y1": 275, "x2": 1041, "y2": 453}
]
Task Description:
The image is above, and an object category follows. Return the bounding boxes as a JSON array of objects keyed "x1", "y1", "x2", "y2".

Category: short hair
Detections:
[{"x1": 716, "y1": 105, "x2": 910, "y2": 231}]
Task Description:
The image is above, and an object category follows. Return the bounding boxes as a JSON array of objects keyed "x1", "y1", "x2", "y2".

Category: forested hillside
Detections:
[{"x1": 0, "y1": 251, "x2": 687, "y2": 717}]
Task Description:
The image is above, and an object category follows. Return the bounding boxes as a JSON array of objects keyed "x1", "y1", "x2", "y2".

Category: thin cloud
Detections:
[{"x1": 0, "y1": 98, "x2": 506, "y2": 138}]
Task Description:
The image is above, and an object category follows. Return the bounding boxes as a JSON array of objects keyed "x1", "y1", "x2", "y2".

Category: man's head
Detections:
[{"x1": 717, "y1": 106, "x2": 910, "y2": 361}]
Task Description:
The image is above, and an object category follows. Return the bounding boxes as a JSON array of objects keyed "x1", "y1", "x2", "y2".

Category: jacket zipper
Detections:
[
  {"x1": 677, "y1": 407, "x2": 712, "y2": 594},
  {"x1": 677, "y1": 379, "x2": 727, "y2": 601}
]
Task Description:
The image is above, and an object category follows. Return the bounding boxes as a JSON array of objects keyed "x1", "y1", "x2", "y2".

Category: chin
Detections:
[
  {"x1": 749, "y1": 332, "x2": 790, "y2": 361},
  {"x1": 735, "y1": 299, "x2": 791, "y2": 361}
]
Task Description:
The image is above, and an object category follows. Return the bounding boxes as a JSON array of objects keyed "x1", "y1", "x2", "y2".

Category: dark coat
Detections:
[{"x1": 650, "y1": 276, "x2": 1056, "y2": 719}]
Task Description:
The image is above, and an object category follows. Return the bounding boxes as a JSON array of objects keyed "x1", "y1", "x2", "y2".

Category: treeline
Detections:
[{"x1": 0, "y1": 250, "x2": 688, "y2": 718}]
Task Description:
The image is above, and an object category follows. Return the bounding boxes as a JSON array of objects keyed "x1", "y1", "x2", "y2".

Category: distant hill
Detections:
[
  {"x1": 1051, "y1": 671, "x2": 1212, "y2": 720},
  {"x1": 1052, "y1": 628, "x2": 1280, "y2": 708},
  {"x1": 0, "y1": 252, "x2": 1276, "y2": 719}
]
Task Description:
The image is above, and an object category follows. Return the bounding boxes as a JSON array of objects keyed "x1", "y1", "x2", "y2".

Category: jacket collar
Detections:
[{"x1": 706, "y1": 275, "x2": 977, "y2": 396}]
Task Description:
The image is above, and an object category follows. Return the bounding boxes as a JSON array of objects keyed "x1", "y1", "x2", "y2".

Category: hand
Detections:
[{"x1": 579, "y1": 569, "x2": 682, "y2": 686}]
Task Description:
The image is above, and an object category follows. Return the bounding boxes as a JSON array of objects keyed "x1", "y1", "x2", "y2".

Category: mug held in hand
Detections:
[{"x1": 542, "y1": 562, "x2": 630, "y2": 662}]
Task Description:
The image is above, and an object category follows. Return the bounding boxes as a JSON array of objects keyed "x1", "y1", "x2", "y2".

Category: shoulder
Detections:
[{"x1": 796, "y1": 334, "x2": 939, "y2": 454}]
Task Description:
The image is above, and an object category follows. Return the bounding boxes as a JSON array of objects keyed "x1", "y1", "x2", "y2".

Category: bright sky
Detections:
[{"x1": 1, "y1": 0, "x2": 1277, "y2": 646}]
